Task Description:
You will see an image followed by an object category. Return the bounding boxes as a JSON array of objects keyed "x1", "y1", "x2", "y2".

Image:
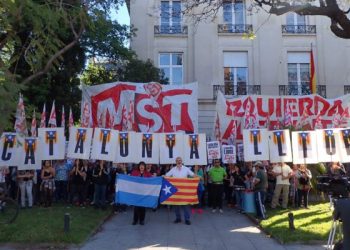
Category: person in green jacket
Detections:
[{"x1": 208, "y1": 159, "x2": 227, "y2": 213}]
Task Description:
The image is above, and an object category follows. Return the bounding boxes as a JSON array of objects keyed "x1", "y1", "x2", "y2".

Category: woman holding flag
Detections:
[{"x1": 131, "y1": 161, "x2": 152, "y2": 225}]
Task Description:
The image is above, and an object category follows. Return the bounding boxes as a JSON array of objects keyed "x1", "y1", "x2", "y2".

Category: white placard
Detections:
[
  {"x1": 337, "y1": 128, "x2": 350, "y2": 163},
  {"x1": 135, "y1": 133, "x2": 159, "y2": 164},
  {"x1": 114, "y1": 131, "x2": 138, "y2": 163},
  {"x1": 38, "y1": 128, "x2": 66, "y2": 160},
  {"x1": 206, "y1": 141, "x2": 221, "y2": 160},
  {"x1": 67, "y1": 127, "x2": 93, "y2": 160},
  {"x1": 316, "y1": 129, "x2": 341, "y2": 163},
  {"x1": 243, "y1": 129, "x2": 269, "y2": 161},
  {"x1": 183, "y1": 134, "x2": 207, "y2": 165},
  {"x1": 159, "y1": 133, "x2": 184, "y2": 164},
  {"x1": 221, "y1": 145, "x2": 236, "y2": 164},
  {"x1": 91, "y1": 128, "x2": 118, "y2": 161},
  {"x1": 0, "y1": 133, "x2": 19, "y2": 166},
  {"x1": 268, "y1": 130, "x2": 293, "y2": 163},
  {"x1": 17, "y1": 137, "x2": 41, "y2": 170},
  {"x1": 292, "y1": 131, "x2": 318, "y2": 164}
]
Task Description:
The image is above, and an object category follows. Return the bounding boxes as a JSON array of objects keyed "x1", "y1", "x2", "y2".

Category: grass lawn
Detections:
[
  {"x1": 0, "y1": 204, "x2": 111, "y2": 244},
  {"x1": 259, "y1": 203, "x2": 333, "y2": 244}
]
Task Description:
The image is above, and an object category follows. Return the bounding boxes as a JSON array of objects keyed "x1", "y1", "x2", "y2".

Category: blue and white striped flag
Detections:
[{"x1": 115, "y1": 174, "x2": 162, "y2": 208}]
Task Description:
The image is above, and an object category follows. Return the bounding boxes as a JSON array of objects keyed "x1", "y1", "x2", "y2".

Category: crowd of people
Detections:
[{"x1": 0, "y1": 157, "x2": 348, "y2": 224}]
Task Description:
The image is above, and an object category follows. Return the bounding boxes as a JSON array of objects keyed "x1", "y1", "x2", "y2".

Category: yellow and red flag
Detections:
[
  {"x1": 310, "y1": 47, "x2": 316, "y2": 94},
  {"x1": 160, "y1": 177, "x2": 199, "y2": 205}
]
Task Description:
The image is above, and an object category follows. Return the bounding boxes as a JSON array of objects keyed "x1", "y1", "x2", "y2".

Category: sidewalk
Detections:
[{"x1": 74, "y1": 207, "x2": 327, "y2": 250}]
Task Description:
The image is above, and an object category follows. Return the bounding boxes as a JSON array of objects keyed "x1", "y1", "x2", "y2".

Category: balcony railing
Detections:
[
  {"x1": 279, "y1": 84, "x2": 326, "y2": 98},
  {"x1": 213, "y1": 84, "x2": 261, "y2": 99},
  {"x1": 154, "y1": 25, "x2": 188, "y2": 35},
  {"x1": 282, "y1": 25, "x2": 316, "y2": 34},
  {"x1": 218, "y1": 24, "x2": 253, "y2": 34}
]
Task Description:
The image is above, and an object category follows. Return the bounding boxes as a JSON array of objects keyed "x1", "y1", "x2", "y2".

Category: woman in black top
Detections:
[
  {"x1": 70, "y1": 159, "x2": 88, "y2": 206},
  {"x1": 92, "y1": 160, "x2": 110, "y2": 209},
  {"x1": 233, "y1": 165, "x2": 245, "y2": 213}
]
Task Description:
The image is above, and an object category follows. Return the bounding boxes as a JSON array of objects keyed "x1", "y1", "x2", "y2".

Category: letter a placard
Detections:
[
  {"x1": 67, "y1": 127, "x2": 93, "y2": 160},
  {"x1": 243, "y1": 129, "x2": 269, "y2": 161},
  {"x1": 183, "y1": 133, "x2": 207, "y2": 165},
  {"x1": 17, "y1": 137, "x2": 41, "y2": 170}
]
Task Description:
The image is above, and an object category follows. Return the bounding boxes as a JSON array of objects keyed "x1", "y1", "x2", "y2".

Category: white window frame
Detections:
[
  {"x1": 286, "y1": 13, "x2": 307, "y2": 25},
  {"x1": 159, "y1": 53, "x2": 183, "y2": 85},
  {"x1": 223, "y1": 0, "x2": 246, "y2": 25},
  {"x1": 223, "y1": 52, "x2": 248, "y2": 95},
  {"x1": 287, "y1": 52, "x2": 310, "y2": 95},
  {"x1": 160, "y1": 1, "x2": 182, "y2": 28}
]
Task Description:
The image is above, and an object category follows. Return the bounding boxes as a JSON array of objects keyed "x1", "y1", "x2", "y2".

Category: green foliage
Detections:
[
  {"x1": 260, "y1": 203, "x2": 332, "y2": 243},
  {"x1": 0, "y1": 204, "x2": 110, "y2": 244}
]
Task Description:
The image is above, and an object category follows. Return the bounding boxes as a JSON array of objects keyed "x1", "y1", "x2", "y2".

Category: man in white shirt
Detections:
[
  {"x1": 271, "y1": 162, "x2": 292, "y2": 209},
  {"x1": 166, "y1": 156, "x2": 195, "y2": 225}
]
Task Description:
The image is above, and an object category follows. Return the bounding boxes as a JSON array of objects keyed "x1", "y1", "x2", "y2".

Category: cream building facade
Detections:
[{"x1": 127, "y1": 0, "x2": 350, "y2": 137}]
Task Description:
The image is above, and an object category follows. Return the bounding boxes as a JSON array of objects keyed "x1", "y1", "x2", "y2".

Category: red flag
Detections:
[
  {"x1": 214, "y1": 113, "x2": 221, "y2": 142},
  {"x1": 161, "y1": 177, "x2": 200, "y2": 205},
  {"x1": 40, "y1": 103, "x2": 46, "y2": 128},
  {"x1": 14, "y1": 93, "x2": 28, "y2": 135},
  {"x1": 69, "y1": 107, "x2": 74, "y2": 127},
  {"x1": 244, "y1": 98, "x2": 257, "y2": 129},
  {"x1": 31, "y1": 110, "x2": 37, "y2": 137},
  {"x1": 48, "y1": 101, "x2": 57, "y2": 128},
  {"x1": 297, "y1": 108, "x2": 311, "y2": 129},
  {"x1": 121, "y1": 104, "x2": 128, "y2": 131},
  {"x1": 284, "y1": 103, "x2": 293, "y2": 127},
  {"x1": 81, "y1": 102, "x2": 90, "y2": 128},
  {"x1": 310, "y1": 46, "x2": 316, "y2": 94},
  {"x1": 105, "y1": 108, "x2": 114, "y2": 129},
  {"x1": 127, "y1": 100, "x2": 134, "y2": 131},
  {"x1": 61, "y1": 106, "x2": 65, "y2": 128},
  {"x1": 228, "y1": 120, "x2": 237, "y2": 145}
]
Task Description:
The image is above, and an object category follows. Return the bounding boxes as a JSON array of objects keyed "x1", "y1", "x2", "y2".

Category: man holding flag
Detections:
[{"x1": 165, "y1": 157, "x2": 196, "y2": 225}]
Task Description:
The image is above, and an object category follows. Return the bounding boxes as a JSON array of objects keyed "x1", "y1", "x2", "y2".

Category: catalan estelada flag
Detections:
[
  {"x1": 310, "y1": 46, "x2": 316, "y2": 94},
  {"x1": 160, "y1": 177, "x2": 199, "y2": 205}
]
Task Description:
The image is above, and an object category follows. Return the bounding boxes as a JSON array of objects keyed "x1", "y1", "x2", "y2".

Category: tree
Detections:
[
  {"x1": 0, "y1": 0, "x2": 130, "y2": 131},
  {"x1": 183, "y1": 0, "x2": 350, "y2": 39}
]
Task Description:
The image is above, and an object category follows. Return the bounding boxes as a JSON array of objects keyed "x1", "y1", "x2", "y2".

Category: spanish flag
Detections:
[{"x1": 310, "y1": 46, "x2": 316, "y2": 94}]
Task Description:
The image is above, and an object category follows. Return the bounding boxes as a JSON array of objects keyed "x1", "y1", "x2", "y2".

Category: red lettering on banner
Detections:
[
  {"x1": 314, "y1": 96, "x2": 330, "y2": 115},
  {"x1": 226, "y1": 100, "x2": 243, "y2": 117},
  {"x1": 276, "y1": 98, "x2": 282, "y2": 117},
  {"x1": 257, "y1": 97, "x2": 274, "y2": 117},
  {"x1": 299, "y1": 97, "x2": 314, "y2": 116},
  {"x1": 327, "y1": 100, "x2": 344, "y2": 117},
  {"x1": 284, "y1": 98, "x2": 298, "y2": 117},
  {"x1": 134, "y1": 89, "x2": 194, "y2": 133}
]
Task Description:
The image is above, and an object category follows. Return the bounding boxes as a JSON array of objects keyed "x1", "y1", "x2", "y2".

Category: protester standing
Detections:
[
  {"x1": 54, "y1": 159, "x2": 71, "y2": 202},
  {"x1": 253, "y1": 161, "x2": 268, "y2": 219},
  {"x1": 166, "y1": 157, "x2": 195, "y2": 225},
  {"x1": 92, "y1": 160, "x2": 110, "y2": 209},
  {"x1": 17, "y1": 169, "x2": 34, "y2": 208},
  {"x1": 208, "y1": 159, "x2": 227, "y2": 213},
  {"x1": 131, "y1": 161, "x2": 152, "y2": 225},
  {"x1": 296, "y1": 164, "x2": 312, "y2": 209},
  {"x1": 271, "y1": 162, "x2": 292, "y2": 209},
  {"x1": 40, "y1": 160, "x2": 55, "y2": 207}
]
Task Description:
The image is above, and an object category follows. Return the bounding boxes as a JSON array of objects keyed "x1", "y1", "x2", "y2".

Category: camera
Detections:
[{"x1": 316, "y1": 175, "x2": 350, "y2": 198}]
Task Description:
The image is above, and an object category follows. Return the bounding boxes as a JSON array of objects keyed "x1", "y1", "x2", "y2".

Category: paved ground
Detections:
[{"x1": 73, "y1": 207, "x2": 327, "y2": 250}]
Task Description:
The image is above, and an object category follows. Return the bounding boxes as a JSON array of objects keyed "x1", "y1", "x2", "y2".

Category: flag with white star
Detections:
[{"x1": 159, "y1": 178, "x2": 178, "y2": 203}]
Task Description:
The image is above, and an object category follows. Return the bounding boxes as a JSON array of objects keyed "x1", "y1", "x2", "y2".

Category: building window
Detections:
[
  {"x1": 223, "y1": 0, "x2": 245, "y2": 25},
  {"x1": 285, "y1": 13, "x2": 308, "y2": 33},
  {"x1": 224, "y1": 52, "x2": 248, "y2": 95},
  {"x1": 159, "y1": 53, "x2": 183, "y2": 85},
  {"x1": 287, "y1": 52, "x2": 310, "y2": 95},
  {"x1": 160, "y1": 1, "x2": 181, "y2": 33}
]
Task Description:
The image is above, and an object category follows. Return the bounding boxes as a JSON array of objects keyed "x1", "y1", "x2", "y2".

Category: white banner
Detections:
[
  {"x1": 38, "y1": 128, "x2": 66, "y2": 160},
  {"x1": 292, "y1": 131, "x2": 318, "y2": 164},
  {"x1": 67, "y1": 127, "x2": 93, "y2": 160},
  {"x1": 91, "y1": 128, "x2": 118, "y2": 161},
  {"x1": 338, "y1": 128, "x2": 350, "y2": 163},
  {"x1": 268, "y1": 130, "x2": 293, "y2": 163},
  {"x1": 316, "y1": 129, "x2": 342, "y2": 163},
  {"x1": 17, "y1": 137, "x2": 41, "y2": 170},
  {"x1": 183, "y1": 134, "x2": 207, "y2": 165},
  {"x1": 221, "y1": 145, "x2": 236, "y2": 164},
  {"x1": 115, "y1": 131, "x2": 138, "y2": 163},
  {"x1": 159, "y1": 133, "x2": 184, "y2": 164},
  {"x1": 0, "y1": 133, "x2": 19, "y2": 166},
  {"x1": 135, "y1": 133, "x2": 159, "y2": 164},
  {"x1": 206, "y1": 141, "x2": 221, "y2": 160},
  {"x1": 243, "y1": 129, "x2": 269, "y2": 161},
  {"x1": 81, "y1": 82, "x2": 198, "y2": 133}
]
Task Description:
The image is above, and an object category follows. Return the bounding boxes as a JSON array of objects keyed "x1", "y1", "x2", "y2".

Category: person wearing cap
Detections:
[
  {"x1": 208, "y1": 159, "x2": 227, "y2": 213},
  {"x1": 253, "y1": 161, "x2": 267, "y2": 219},
  {"x1": 271, "y1": 162, "x2": 292, "y2": 209}
]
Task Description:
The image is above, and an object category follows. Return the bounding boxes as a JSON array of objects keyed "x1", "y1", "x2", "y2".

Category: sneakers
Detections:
[
  {"x1": 212, "y1": 209, "x2": 216, "y2": 213},
  {"x1": 173, "y1": 219, "x2": 182, "y2": 224},
  {"x1": 219, "y1": 209, "x2": 223, "y2": 214},
  {"x1": 185, "y1": 220, "x2": 191, "y2": 225}
]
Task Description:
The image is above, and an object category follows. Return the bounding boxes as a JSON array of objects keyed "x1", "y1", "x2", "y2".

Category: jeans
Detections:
[
  {"x1": 235, "y1": 190, "x2": 244, "y2": 210},
  {"x1": 55, "y1": 180, "x2": 68, "y2": 202},
  {"x1": 174, "y1": 205, "x2": 190, "y2": 221},
  {"x1": 94, "y1": 184, "x2": 106, "y2": 207},
  {"x1": 211, "y1": 184, "x2": 224, "y2": 209},
  {"x1": 19, "y1": 180, "x2": 33, "y2": 208}
]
